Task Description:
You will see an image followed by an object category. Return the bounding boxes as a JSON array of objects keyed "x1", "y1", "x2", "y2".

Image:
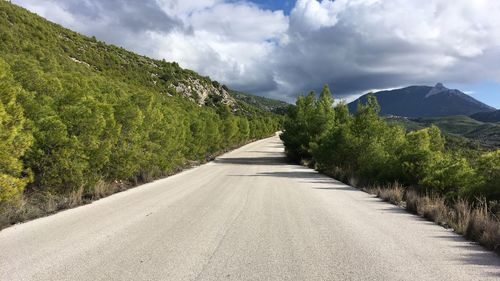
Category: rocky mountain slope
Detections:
[
  {"x1": 229, "y1": 90, "x2": 289, "y2": 114},
  {"x1": 348, "y1": 83, "x2": 495, "y2": 117}
]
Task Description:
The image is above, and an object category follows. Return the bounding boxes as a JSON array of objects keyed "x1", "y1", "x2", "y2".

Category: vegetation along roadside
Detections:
[
  {"x1": 280, "y1": 85, "x2": 500, "y2": 254},
  {"x1": 0, "y1": 2, "x2": 284, "y2": 229}
]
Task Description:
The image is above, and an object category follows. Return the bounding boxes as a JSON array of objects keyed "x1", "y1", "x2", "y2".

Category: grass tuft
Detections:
[
  {"x1": 416, "y1": 195, "x2": 450, "y2": 226},
  {"x1": 466, "y1": 201, "x2": 500, "y2": 252},
  {"x1": 376, "y1": 183, "x2": 405, "y2": 205},
  {"x1": 452, "y1": 199, "x2": 471, "y2": 235}
]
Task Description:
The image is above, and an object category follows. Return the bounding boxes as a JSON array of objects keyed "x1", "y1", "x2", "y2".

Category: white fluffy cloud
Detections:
[
  {"x1": 278, "y1": 0, "x2": 500, "y2": 99},
  {"x1": 290, "y1": 0, "x2": 339, "y2": 32},
  {"x1": 12, "y1": 0, "x2": 500, "y2": 101},
  {"x1": 154, "y1": 2, "x2": 288, "y2": 92}
]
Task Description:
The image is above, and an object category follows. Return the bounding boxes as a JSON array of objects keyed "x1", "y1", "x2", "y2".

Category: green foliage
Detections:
[
  {"x1": 0, "y1": 59, "x2": 32, "y2": 203},
  {"x1": 280, "y1": 85, "x2": 335, "y2": 161},
  {"x1": 0, "y1": 1, "x2": 281, "y2": 207},
  {"x1": 229, "y1": 90, "x2": 289, "y2": 114},
  {"x1": 474, "y1": 151, "x2": 500, "y2": 199},
  {"x1": 283, "y1": 87, "x2": 499, "y2": 200},
  {"x1": 389, "y1": 115, "x2": 500, "y2": 150}
]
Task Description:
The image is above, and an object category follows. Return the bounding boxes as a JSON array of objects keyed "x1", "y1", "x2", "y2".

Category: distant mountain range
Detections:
[{"x1": 348, "y1": 83, "x2": 496, "y2": 118}]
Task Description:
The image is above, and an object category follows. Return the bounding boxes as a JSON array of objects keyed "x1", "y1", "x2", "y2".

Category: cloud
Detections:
[
  {"x1": 290, "y1": 0, "x2": 338, "y2": 32},
  {"x1": 12, "y1": 0, "x2": 500, "y2": 102},
  {"x1": 275, "y1": 0, "x2": 500, "y2": 100},
  {"x1": 154, "y1": 1, "x2": 288, "y2": 93}
]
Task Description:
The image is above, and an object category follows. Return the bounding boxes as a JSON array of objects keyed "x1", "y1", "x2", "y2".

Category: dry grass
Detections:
[
  {"x1": 405, "y1": 189, "x2": 419, "y2": 214},
  {"x1": 466, "y1": 201, "x2": 500, "y2": 252},
  {"x1": 376, "y1": 183, "x2": 405, "y2": 205},
  {"x1": 313, "y1": 163, "x2": 500, "y2": 253},
  {"x1": 416, "y1": 195, "x2": 451, "y2": 226},
  {"x1": 92, "y1": 180, "x2": 116, "y2": 199},
  {"x1": 68, "y1": 185, "x2": 84, "y2": 208},
  {"x1": 405, "y1": 189, "x2": 450, "y2": 224},
  {"x1": 452, "y1": 199, "x2": 471, "y2": 235},
  {"x1": 316, "y1": 162, "x2": 500, "y2": 254},
  {"x1": 0, "y1": 191, "x2": 60, "y2": 228},
  {"x1": 383, "y1": 185, "x2": 500, "y2": 253},
  {"x1": 322, "y1": 166, "x2": 356, "y2": 186},
  {"x1": 348, "y1": 177, "x2": 359, "y2": 188}
]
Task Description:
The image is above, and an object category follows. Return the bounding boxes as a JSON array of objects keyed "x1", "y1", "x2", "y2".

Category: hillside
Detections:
[
  {"x1": 348, "y1": 83, "x2": 495, "y2": 117},
  {"x1": 470, "y1": 110, "x2": 500, "y2": 123},
  {"x1": 0, "y1": 1, "x2": 282, "y2": 226},
  {"x1": 387, "y1": 115, "x2": 500, "y2": 149},
  {"x1": 229, "y1": 90, "x2": 289, "y2": 114},
  {"x1": 0, "y1": 1, "x2": 287, "y2": 113}
]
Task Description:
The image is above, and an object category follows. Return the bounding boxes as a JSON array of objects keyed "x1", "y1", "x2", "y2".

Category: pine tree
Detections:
[{"x1": 0, "y1": 60, "x2": 32, "y2": 203}]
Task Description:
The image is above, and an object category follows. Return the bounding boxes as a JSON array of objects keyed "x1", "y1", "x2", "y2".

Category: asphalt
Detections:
[{"x1": 1, "y1": 134, "x2": 499, "y2": 281}]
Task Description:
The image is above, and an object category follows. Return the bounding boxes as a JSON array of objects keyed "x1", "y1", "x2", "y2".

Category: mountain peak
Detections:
[
  {"x1": 434, "y1": 82, "x2": 446, "y2": 89},
  {"x1": 348, "y1": 84, "x2": 495, "y2": 118},
  {"x1": 426, "y1": 82, "x2": 449, "y2": 98}
]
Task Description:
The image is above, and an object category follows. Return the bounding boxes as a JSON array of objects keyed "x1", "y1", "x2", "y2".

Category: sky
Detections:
[{"x1": 12, "y1": 0, "x2": 500, "y2": 108}]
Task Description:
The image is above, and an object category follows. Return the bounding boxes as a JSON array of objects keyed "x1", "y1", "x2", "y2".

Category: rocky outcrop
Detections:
[{"x1": 173, "y1": 78, "x2": 237, "y2": 108}]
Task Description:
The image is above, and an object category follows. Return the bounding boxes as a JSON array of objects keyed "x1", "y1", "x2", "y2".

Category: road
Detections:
[{"x1": 1, "y1": 134, "x2": 499, "y2": 281}]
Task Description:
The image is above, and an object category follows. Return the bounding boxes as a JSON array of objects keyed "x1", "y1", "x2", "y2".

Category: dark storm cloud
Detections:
[
  {"x1": 14, "y1": 0, "x2": 187, "y2": 54},
  {"x1": 57, "y1": 0, "x2": 182, "y2": 33}
]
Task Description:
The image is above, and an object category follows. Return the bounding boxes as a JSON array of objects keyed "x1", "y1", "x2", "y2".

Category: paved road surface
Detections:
[{"x1": 1, "y1": 134, "x2": 499, "y2": 281}]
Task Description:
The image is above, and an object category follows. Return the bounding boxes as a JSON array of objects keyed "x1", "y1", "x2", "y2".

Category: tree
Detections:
[
  {"x1": 237, "y1": 117, "x2": 250, "y2": 144},
  {"x1": 312, "y1": 85, "x2": 335, "y2": 138},
  {"x1": 220, "y1": 105, "x2": 239, "y2": 147},
  {"x1": 474, "y1": 150, "x2": 500, "y2": 200},
  {"x1": 0, "y1": 60, "x2": 32, "y2": 203}
]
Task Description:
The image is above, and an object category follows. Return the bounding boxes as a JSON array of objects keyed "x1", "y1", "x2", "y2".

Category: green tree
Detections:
[
  {"x1": 237, "y1": 117, "x2": 250, "y2": 144},
  {"x1": 0, "y1": 60, "x2": 32, "y2": 203},
  {"x1": 281, "y1": 92, "x2": 317, "y2": 161},
  {"x1": 221, "y1": 105, "x2": 239, "y2": 147},
  {"x1": 474, "y1": 150, "x2": 500, "y2": 200}
]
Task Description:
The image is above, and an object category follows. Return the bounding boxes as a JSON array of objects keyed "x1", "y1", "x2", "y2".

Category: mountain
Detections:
[
  {"x1": 229, "y1": 90, "x2": 289, "y2": 114},
  {"x1": 470, "y1": 110, "x2": 500, "y2": 123},
  {"x1": 348, "y1": 83, "x2": 496, "y2": 117}
]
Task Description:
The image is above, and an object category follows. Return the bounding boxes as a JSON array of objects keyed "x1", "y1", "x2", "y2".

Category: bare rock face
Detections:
[{"x1": 173, "y1": 78, "x2": 236, "y2": 108}]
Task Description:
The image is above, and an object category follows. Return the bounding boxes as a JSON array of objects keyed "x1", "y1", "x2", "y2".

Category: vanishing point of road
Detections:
[{"x1": 1, "y1": 134, "x2": 499, "y2": 281}]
